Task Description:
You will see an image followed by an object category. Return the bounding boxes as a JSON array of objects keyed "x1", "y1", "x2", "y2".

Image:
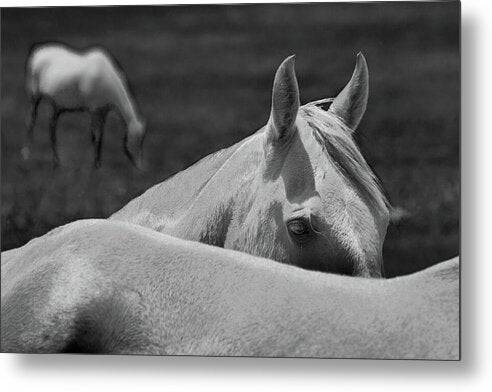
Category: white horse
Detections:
[
  {"x1": 23, "y1": 43, "x2": 146, "y2": 169},
  {"x1": 1, "y1": 219, "x2": 459, "y2": 359},
  {"x1": 112, "y1": 54, "x2": 390, "y2": 277}
]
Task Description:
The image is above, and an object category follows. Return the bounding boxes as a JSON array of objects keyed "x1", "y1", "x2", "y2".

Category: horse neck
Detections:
[
  {"x1": 113, "y1": 77, "x2": 140, "y2": 127},
  {"x1": 112, "y1": 130, "x2": 264, "y2": 238}
]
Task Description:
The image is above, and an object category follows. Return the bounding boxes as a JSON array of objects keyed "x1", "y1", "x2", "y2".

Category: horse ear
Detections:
[
  {"x1": 267, "y1": 55, "x2": 300, "y2": 142},
  {"x1": 329, "y1": 52, "x2": 369, "y2": 131}
]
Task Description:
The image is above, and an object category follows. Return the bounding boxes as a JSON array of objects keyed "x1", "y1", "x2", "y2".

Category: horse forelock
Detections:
[{"x1": 299, "y1": 103, "x2": 389, "y2": 217}]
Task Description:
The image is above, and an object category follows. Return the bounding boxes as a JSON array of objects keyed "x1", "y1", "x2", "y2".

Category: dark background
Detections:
[{"x1": 1, "y1": 2, "x2": 459, "y2": 277}]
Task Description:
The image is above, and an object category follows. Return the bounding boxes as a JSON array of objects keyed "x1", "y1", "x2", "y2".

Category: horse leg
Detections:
[
  {"x1": 90, "y1": 111, "x2": 98, "y2": 145},
  {"x1": 49, "y1": 108, "x2": 61, "y2": 168},
  {"x1": 22, "y1": 95, "x2": 41, "y2": 160},
  {"x1": 92, "y1": 108, "x2": 108, "y2": 169}
]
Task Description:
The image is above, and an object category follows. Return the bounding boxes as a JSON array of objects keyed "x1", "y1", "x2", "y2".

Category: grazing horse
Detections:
[
  {"x1": 112, "y1": 54, "x2": 390, "y2": 277},
  {"x1": 23, "y1": 43, "x2": 146, "y2": 169},
  {"x1": 1, "y1": 219, "x2": 459, "y2": 359}
]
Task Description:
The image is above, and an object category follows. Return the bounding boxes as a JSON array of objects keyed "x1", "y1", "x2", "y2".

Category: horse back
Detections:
[{"x1": 1, "y1": 219, "x2": 460, "y2": 358}]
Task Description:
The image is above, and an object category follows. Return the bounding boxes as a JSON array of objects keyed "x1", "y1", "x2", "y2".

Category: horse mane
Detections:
[{"x1": 300, "y1": 101, "x2": 389, "y2": 215}]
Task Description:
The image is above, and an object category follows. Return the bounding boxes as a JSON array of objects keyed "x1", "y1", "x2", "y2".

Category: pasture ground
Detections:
[{"x1": 1, "y1": 3, "x2": 459, "y2": 277}]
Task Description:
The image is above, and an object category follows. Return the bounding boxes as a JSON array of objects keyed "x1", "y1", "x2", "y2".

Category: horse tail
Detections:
[{"x1": 25, "y1": 46, "x2": 41, "y2": 99}]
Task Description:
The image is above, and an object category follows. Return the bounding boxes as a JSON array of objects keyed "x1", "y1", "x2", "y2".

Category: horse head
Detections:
[{"x1": 221, "y1": 54, "x2": 389, "y2": 276}]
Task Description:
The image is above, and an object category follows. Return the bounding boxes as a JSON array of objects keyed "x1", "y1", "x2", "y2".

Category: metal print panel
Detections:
[{"x1": 1, "y1": 2, "x2": 460, "y2": 359}]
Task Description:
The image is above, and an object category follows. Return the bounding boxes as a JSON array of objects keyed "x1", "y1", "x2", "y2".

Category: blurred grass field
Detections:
[{"x1": 0, "y1": 3, "x2": 459, "y2": 277}]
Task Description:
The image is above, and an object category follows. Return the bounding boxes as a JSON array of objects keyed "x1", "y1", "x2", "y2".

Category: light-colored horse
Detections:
[
  {"x1": 112, "y1": 54, "x2": 390, "y2": 277},
  {"x1": 24, "y1": 43, "x2": 146, "y2": 169},
  {"x1": 1, "y1": 219, "x2": 459, "y2": 359}
]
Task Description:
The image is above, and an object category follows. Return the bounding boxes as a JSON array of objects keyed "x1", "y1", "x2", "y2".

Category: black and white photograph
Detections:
[{"x1": 1, "y1": 1, "x2": 460, "y2": 361}]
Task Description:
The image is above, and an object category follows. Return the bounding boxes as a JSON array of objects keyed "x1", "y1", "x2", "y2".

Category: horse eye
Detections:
[{"x1": 287, "y1": 219, "x2": 310, "y2": 236}]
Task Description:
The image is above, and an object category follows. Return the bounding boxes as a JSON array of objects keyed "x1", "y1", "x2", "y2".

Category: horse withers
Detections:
[
  {"x1": 112, "y1": 54, "x2": 389, "y2": 277},
  {"x1": 1, "y1": 219, "x2": 459, "y2": 359}
]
